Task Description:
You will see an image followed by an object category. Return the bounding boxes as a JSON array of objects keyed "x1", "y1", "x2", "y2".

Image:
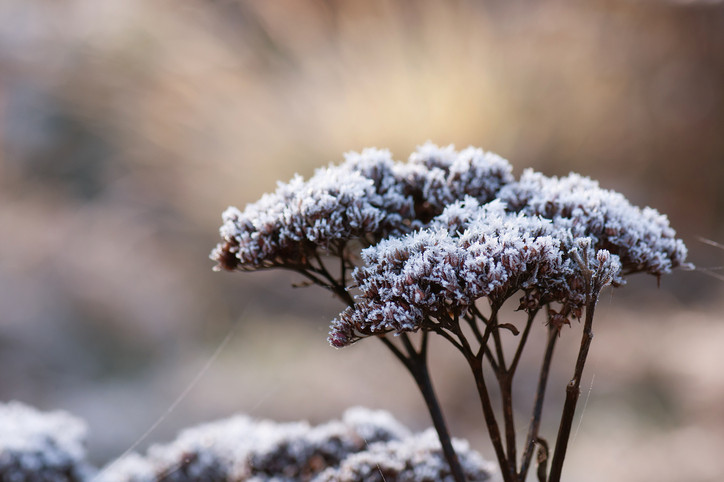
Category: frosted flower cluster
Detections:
[
  {"x1": 316, "y1": 429, "x2": 493, "y2": 482},
  {"x1": 211, "y1": 143, "x2": 513, "y2": 271},
  {"x1": 0, "y1": 401, "x2": 91, "y2": 482},
  {"x1": 99, "y1": 407, "x2": 492, "y2": 482},
  {"x1": 498, "y1": 170, "x2": 688, "y2": 276},
  {"x1": 323, "y1": 150, "x2": 687, "y2": 347},
  {"x1": 329, "y1": 200, "x2": 623, "y2": 346},
  {"x1": 209, "y1": 142, "x2": 687, "y2": 347}
]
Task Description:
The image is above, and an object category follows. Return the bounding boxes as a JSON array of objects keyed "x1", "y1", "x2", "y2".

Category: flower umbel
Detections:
[{"x1": 213, "y1": 143, "x2": 688, "y2": 482}]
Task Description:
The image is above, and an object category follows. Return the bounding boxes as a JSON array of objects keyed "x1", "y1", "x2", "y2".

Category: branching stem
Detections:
[
  {"x1": 548, "y1": 290, "x2": 600, "y2": 482},
  {"x1": 307, "y1": 259, "x2": 467, "y2": 482},
  {"x1": 519, "y1": 324, "x2": 558, "y2": 480}
]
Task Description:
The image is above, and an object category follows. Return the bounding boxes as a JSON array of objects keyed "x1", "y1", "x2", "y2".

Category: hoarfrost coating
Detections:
[
  {"x1": 98, "y1": 407, "x2": 493, "y2": 482},
  {"x1": 211, "y1": 143, "x2": 514, "y2": 271},
  {"x1": 497, "y1": 169, "x2": 688, "y2": 276},
  {"x1": 208, "y1": 143, "x2": 687, "y2": 346},
  {"x1": 0, "y1": 401, "x2": 91, "y2": 481},
  {"x1": 328, "y1": 200, "x2": 625, "y2": 346}
]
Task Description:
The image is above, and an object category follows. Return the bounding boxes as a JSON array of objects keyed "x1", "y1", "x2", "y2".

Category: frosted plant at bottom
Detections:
[
  {"x1": 98, "y1": 407, "x2": 492, "y2": 482},
  {"x1": 0, "y1": 401, "x2": 491, "y2": 482},
  {"x1": 0, "y1": 401, "x2": 92, "y2": 482},
  {"x1": 212, "y1": 144, "x2": 689, "y2": 482}
]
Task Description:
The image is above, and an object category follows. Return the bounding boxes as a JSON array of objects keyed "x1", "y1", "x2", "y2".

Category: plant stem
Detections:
[
  {"x1": 382, "y1": 335, "x2": 467, "y2": 482},
  {"x1": 469, "y1": 357, "x2": 514, "y2": 482},
  {"x1": 303, "y1": 257, "x2": 466, "y2": 480},
  {"x1": 445, "y1": 312, "x2": 512, "y2": 481},
  {"x1": 519, "y1": 324, "x2": 558, "y2": 480},
  {"x1": 498, "y1": 372, "x2": 518, "y2": 476},
  {"x1": 498, "y1": 309, "x2": 538, "y2": 476},
  {"x1": 548, "y1": 291, "x2": 600, "y2": 482}
]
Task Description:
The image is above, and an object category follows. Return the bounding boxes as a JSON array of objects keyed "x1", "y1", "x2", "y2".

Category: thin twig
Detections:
[
  {"x1": 489, "y1": 303, "x2": 507, "y2": 372},
  {"x1": 428, "y1": 323, "x2": 466, "y2": 353},
  {"x1": 509, "y1": 309, "x2": 539, "y2": 375},
  {"x1": 463, "y1": 311, "x2": 485, "y2": 344},
  {"x1": 519, "y1": 323, "x2": 558, "y2": 480},
  {"x1": 548, "y1": 290, "x2": 600, "y2": 482},
  {"x1": 464, "y1": 310, "x2": 499, "y2": 371},
  {"x1": 468, "y1": 355, "x2": 513, "y2": 482},
  {"x1": 498, "y1": 372, "x2": 518, "y2": 475},
  {"x1": 448, "y1": 315, "x2": 513, "y2": 482},
  {"x1": 398, "y1": 332, "x2": 467, "y2": 482}
]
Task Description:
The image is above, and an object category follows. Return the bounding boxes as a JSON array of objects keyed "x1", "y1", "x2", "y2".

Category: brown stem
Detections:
[
  {"x1": 548, "y1": 291, "x2": 600, "y2": 482},
  {"x1": 490, "y1": 311, "x2": 507, "y2": 371},
  {"x1": 469, "y1": 357, "x2": 514, "y2": 482},
  {"x1": 390, "y1": 334, "x2": 468, "y2": 482},
  {"x1": 496, "y1": 309, "x2": 538, "y2": 474},
  {"x1": 302, "y1": 253, "x2": 466, "y2": 480},
  {"x1": 447, "y1": 316, "x2": 513, "y2": 482},
  {"x1": 509, "y1": 309, "x2": 538, "y2": 375},
  {"x1": 519, "y1": 324, "x2": 558, "y2": 480},
  {"x1": 466, "y1": 310, "x2": 500, "y2": 373},
  {"x1": 498, "y1": 372, "x2": 518, "y2": 475}
]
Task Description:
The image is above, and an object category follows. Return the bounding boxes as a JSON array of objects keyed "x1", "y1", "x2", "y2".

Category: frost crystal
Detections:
[
  {"x1": 498, "y1": 169, "x2": 688, "y2": 276},
  {"x1": 0, "y1": 401, "x2": 91, "y2": 482},
  {"x1": 328, "y1": 199, "x2": 621, "y2": 345},
  {"x1": 315, "y1": 429, "x2": 494, "y2": 482},
  {"x1": 326, "y1": 159, "x2": 686, "y2": 347},
  {"x1": 211, "y1": 143, "x2": 513, "y2": 271},
  {"x1": 208, "y1": 142, "x2": 686, "y2": 353},
  {"x1": 98, "y1": 408, "x2": 492, "y2": 482}
]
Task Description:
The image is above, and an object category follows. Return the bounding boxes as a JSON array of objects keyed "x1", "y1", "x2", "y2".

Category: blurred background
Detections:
[{"x1": 1, "y1": 0, "x2": 723, "y2": 480}]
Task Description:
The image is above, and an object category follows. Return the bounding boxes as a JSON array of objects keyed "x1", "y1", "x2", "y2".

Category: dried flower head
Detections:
[
  {"x1": 328, "y1": 199, "x2": 624, "y2": 346},
  {"x1": 498, "y1": 169, "x2": 688, "y2": 277},
  {"x1": 328, "y1": 165, "x2": 687, "y2": 347},
  {"x1": 211, "y1": 144, "x2": 513, "y2": 272},
  {"x1": 315, "y1": 428, "x2": 494, "y2": 482}
]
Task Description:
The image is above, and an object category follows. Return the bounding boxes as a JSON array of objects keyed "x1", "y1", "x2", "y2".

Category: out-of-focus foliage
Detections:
[{"x1": 0, "y1": 1, "x2": 722, "y2": 481}]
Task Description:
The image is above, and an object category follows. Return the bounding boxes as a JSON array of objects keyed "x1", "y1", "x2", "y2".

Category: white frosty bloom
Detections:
[
  {"x1": 99, "y1": 408, "x2": 491, "y2": 482},
  {"x1": 211, "y1": 144, "x2": 514, "y2": 271},
  {"x1": 314, "y1": 428, "x2": 494, "y2": 482},
  {"x1": 498, "y1": 169, "x2": 688, "y2": 276},
  {"x1": 0, "y1": 401, "x2": 92, "y2": 481},
  {"x1": 329, "y1": 199, "x2": 589, "y2": 345},
  {"x1": 207, "y1": 142, "x2": 687, "y2": 345},
  {"x1": 328, "y1": 195, "x2": 634, "y2": 346}
]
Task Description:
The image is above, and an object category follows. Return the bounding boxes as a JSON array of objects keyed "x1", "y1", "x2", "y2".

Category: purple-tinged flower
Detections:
[
  {"x1": 211, "y1": 144, "x2": 514, "y2": 272},
  {"x1": 329, "y1": 199, "x2": 622, "y2": 346},
  {"x1": 498, "y1": 169, "x2": 688, "y2": 277}
]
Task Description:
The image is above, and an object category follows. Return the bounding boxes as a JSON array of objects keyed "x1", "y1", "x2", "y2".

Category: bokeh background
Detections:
[{"x1": 1, "y1": 0, "x2": 723, "y2": 480}]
